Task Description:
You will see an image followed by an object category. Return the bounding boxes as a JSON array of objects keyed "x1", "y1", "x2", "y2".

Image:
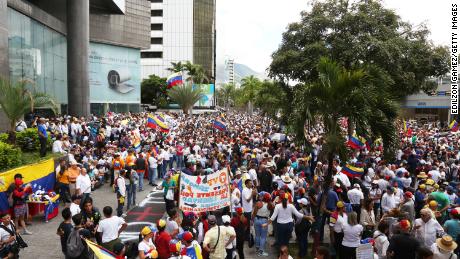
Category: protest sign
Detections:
[{"x1": 179, "y1": 171, "x2": 231, "y2": 213}]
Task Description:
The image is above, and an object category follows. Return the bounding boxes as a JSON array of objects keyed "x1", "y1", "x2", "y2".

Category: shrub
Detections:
[
  {"x1": 0, "y1": 133, "x2": 7, "y2": 143},
  {"x1": 0, "y1": 142, "x2": 21, "y2": 171},
  {"x1": 16, "y1": 128, "x2": 52, "y2": 152}
]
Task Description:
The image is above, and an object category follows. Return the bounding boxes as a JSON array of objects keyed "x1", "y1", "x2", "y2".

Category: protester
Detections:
[
  {"x1": 203, "y1": 215, "x2": 236, "y2": 259},
  {"x1": 138, "y1": 226, "x2": 158, "y2": 259},
  {"x1": 97, "y1": 206, "x2": 127, "y2": 251},
  {"x1": 57, "y1": 208, "x2": 73, "y2": 257}
]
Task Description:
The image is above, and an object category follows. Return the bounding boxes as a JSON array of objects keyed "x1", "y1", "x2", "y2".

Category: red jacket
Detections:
[{"x1": 155, "y1": 231, "x2": 171, "y2": 259}]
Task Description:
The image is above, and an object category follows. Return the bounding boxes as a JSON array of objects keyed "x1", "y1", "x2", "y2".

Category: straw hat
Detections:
[
  {"x1": 282, "y1": 175, "x2": 292, "y2": 183},
  {"x1": 417, "y1": 172, "x2": 428, "y2": 178},
  {"x1": 436, "y1": 235, "x2": 457, "y2": 251}
]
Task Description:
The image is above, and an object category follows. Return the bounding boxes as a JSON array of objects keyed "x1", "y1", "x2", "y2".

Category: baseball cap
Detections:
[
  {"x1": 419, "y1": 184, "x2": 426, "y2": 190},
  {"x1": 222, "y1": 215, "x2": 231, "y2": 224},
  {"x1": 297, "y1": 198, "x2": 309, "y2": 206},
  {"x1": 399, "y1": 219, "x2": 411, "y2": 230},
  {"x1": 337, "y1": 201, "x2": 344, "y2": 208},
  {"x1": 141, "y1": 226, "x2": 154, "y2": 236},
  {"x1": 178, "y1": 231, "x2": 193, "y2": 242},
  {"x1": 169, "y1": 240, "x2": 181, "y2": 253},
  {"x1": 157, "y1": 219, "x2": 166, "y2": 228},
  {"x1": 235, "y1": 207, "x2": 244, "y2": 214},
  {"x1": 353, "y1": 183, "x2": 360, "y2": 189},
  {"x1": 13, "y1": 174, "x2": 23, "y2": 179},
  {"x1": 429, "y1": 200, "x2": 438, "y2": 207},
  {"x1": 404, "y1": 191, "x2": 413, "y2": 198}
]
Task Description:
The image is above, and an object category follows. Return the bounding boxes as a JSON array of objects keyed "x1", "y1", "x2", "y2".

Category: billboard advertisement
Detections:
[
  {"x1": 192, "y1": 84, "x2": 215, "y2": 107},
  {"x1": 88, "y1": 42, "x2": 141, "y2": 103}
]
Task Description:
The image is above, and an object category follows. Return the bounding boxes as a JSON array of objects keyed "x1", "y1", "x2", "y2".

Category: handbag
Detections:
[
  {"x1": 166, "y1": 188, "x2": 174, "y2": 200},
  {"x1": 0, "y1": 223, "x2": 28, "y2": 249}
]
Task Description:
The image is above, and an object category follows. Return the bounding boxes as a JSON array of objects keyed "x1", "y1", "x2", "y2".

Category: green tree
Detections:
[
  {"x1": 217, "y1": 83, "x2": 236, "y2": 108},
  {"x1": 255, "y1": 80, "x2": 287, "y2": 118},
  {"x1": 239, "y1": 75, "x2": 262, "y2": 114},
  {"x1": 141, "y1": 75, "x2": 168, "y2": 107},
  {"x1": 0, "y1": 78, "x2": 57, "y2": 144},
  {"x1": 291, "y1": 58, "x2": 398, "y2": 213},
  {"x1": 167, "y1": 83, "x2": 203, "y2": 115},
  {"x1": 269, "y1": 0, "x2": 449, "y2": 99},
  {"x1": 167, "y1": 61, "x2": 186, "y2": 73},
  {"x1": 167, "y1": 61, "x2": 209, "y2": 85}
]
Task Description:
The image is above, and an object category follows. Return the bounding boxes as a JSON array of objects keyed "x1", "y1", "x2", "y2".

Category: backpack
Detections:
[{"x1": 66, "y1": 229, "x2": 85, "y2": 258}]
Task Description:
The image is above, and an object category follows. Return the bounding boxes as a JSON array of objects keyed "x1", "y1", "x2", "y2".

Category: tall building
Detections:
[
  {"x1": 141, "y1": 0, "x2": 216, "y2": 81},
  {"x1": 0, "y1": 0, "x2": 150, "y2": 118},
  {"x1": 225, "y1": 58, "x2": 235, "y2": 85}
]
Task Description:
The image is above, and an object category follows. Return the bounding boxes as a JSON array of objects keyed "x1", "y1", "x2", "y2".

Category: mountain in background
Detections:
[{"x1": 216, "y1": 63, "x2": 266, "y2": 85}]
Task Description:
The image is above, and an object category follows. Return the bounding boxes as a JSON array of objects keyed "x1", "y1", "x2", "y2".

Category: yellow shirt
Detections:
[
  {"x1": 203, "y1": 225, "x2": 235, "y2": 259},
  {"x1": 57, "y1": 170, "x2": 70, "y2": 184},
  {"x1": 68, "y1": 167, "x2": 81, "y2": 183}
]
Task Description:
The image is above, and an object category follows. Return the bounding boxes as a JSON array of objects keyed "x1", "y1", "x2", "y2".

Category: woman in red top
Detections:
[
  {"x1": 154, "y1": 219, "x2": 171, "y2": 259},
  {"x1": 12, "y1": 178, "x2": 32, "y2": 235},
  {"x1": 231, "y1": 207, "x2": 249, "y2": 259}
]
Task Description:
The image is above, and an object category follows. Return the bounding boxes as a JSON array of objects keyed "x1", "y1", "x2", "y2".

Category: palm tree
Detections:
[
  {"x1": 255, "y1": 80, "x2": 286, "y2": 118},
  {"x1": 0, "y1": 78, "x2": 57, "y2": 144},
  {"x1": 240, "y1": 75, "x2": 261, "y2": 114},
  {"x1": 291, "y1": 57, "x2": 398, "y2": 216},
  {"x1": 167, "y1": 83, "x2": 203, "y2": 115},
  {"x1": 184, "y1": 62, "x2": 209, "y2": 85},
  {"x1": 220, "y1": 83, "x2": 236, "y2": 108},
  {"x1": 167, "y1": 61, "x2": 186, "y2": 73}
]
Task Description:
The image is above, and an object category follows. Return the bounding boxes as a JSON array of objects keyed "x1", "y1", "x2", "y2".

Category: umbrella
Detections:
[{"x1": 270, "y1": 133, "x2": 286, "y2": 142}]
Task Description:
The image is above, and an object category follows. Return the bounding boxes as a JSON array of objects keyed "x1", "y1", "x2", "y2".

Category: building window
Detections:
[
  {"x1": 150, "y1": 0, "x2": 163, "y2": 2},
  {"x1": 151, "y1": 23, "x2": 163, "y2": 30},
  {"x1": 151, "y1": 9, "x2": 163, "y2": 16},
  {"x1": 151, "y1": 37, "x2": 163, "y2": 44},
  {"x1": 141, "y1": 52, "x2": 163, "y2": 58}
]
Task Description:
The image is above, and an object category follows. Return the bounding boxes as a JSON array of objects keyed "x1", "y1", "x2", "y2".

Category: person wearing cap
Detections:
[
  {"x1": 221, "y1": 215, "x2": 236, "y2": 259},
  {"x1": 169, "y1": 240, "x2": 191, "y2": 259},
  {"x1": 429, "y1": 191, "x2": 451, "y2": 221},
  {"x1": 138, "y1": 225, "x2": 158, "y2": 259},
  {"x1": 296, "y1": 198, "x2": 313, "y2": 258},
  {"x1": 97, "y1": 206, "x2": 127, "y2": 251},
  {"x1": 347, "y1": 183, "x2": 364, "y2": 220},
  {"x1": 387, "y1": 219, "x2": 420, "y2": 258},
  {"x1": 416, "y1": 184, "x2": 427, "y2": 218},
  {"x1": 381, "y1": 186, "x2": 397, "y2": 215},
  {"x1": 68, "y1": 161, "x2": 82, "y2": 196},
  {"x1": 400, "y1": 191, "x2": 416, "y2": 223},
  {"x1": 231, "y1": 207, "x2": 249, "y2": 259},
  {"x1": 431, "y1": 235, "x2": 457, "y2": 259},
  {"x1": 414, "y1": 208, "x2": 445, "y2": 247},
  {"x1": 369, "y1": 180, "x2": 382, "y2": 219},
  {"x1": 154, "y1": 219, "x2": 171, "y2": 259},
  {"x1": 443, "y1": 209, "x2": 460, "y2": 246},
  {"x1": 70, "y1": 194, "x2": 82, "y2": 216},
  {"x1": 179, "y1": 231, "x2": 202, "y2": 259},
  {"x1": 203, "y1": 215, "x2": 236, "y2": 259},
  {"x1": 329, "y1": 201, "x2": 347, "y2": 257},
  {"x1": 252, "y1": 192, "x2": 273, "y2": 257},
  {"x1": 113, "y1": 242, "x2": 127, "y2": 259}
]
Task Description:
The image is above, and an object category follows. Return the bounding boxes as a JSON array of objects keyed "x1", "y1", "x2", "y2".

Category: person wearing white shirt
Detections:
[
  {"x1": 97, "y1": 206, "x2": 127, "y2": 251},
  {"x1": 115, "y1": 170, "x2": 127, "y2": 217},
  {"x1": 231, "y1": 186, "x2": 241, "y2": 213},
  {"x1": 341, "y1": 212, "x2": 363, "y2": 258},
  {"x1": 429, "y1": 167, "x2": 442, "y2": 183},
  {"x1": 414, "y1": 208, "x2": 444, "y2": 247},
  {"x1": 69, "y1": 195, "x2": 82, "y2": 216},
  {"x1": 76, "y1": 168, "x2": 92, "y2": 206},
  {"x1": 347, "y1": 184, "x2": 364, "y2": 218},
  {"x1": 373, "y1": 223, "x2": 390, "y2": 259},
  {"x1": 430, "y1": 235, "x2": 458, "y2": 259},
  {"x1": 334, "y1": 171, "x2": 351, "y2": 188},
  {"x1": 148, "y1": 153, "x2": 158, "y2": 186},
  {"x1": 52, "y1": 136, "x2": 65, "y2": 154},
  {"x1": 381, "y1": 187, "x2": 396, "y2": 214},
  {"x1": 15, "y1": 120, "x2": 27, "y2": 132},
  {"x1": 242, "y1": 179, "x2": 255, "y2": 220},
  {"x1": 266, "y1": 196, "x2": 313, "y2": 248}
]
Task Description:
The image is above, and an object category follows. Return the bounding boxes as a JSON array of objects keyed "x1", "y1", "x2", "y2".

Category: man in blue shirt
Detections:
[
  {"x1": 316, "y1": 184, "x2": 339, "y2": 241},
  {"x1": 37, "y1": 118, "x2": 48, "y2": 157}
]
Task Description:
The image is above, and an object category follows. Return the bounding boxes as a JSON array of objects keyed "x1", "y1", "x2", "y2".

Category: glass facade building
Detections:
[{"x1": 8, "y1": 8, "x2": 68, "y2": 105}]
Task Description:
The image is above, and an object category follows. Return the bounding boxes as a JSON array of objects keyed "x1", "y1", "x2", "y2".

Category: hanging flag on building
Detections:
[
  {"x1": 167, "y1": 72, "x2": 183, "y2": 88},
  {"x1": 450, "y1": 120, "x2": 459, "y2": 132}
]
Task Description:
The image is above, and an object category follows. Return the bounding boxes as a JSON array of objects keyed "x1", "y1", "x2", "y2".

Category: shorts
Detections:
[{"x1": 14, "y1": 204, "x2": 27, "y2": 217}]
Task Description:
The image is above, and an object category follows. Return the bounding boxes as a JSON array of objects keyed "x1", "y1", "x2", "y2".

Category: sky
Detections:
[{"x1": 216, "y1": 0, "x2": 452, "y2": 74}]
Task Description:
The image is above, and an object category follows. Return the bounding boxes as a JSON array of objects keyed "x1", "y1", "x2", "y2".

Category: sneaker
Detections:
[
  {"x1": 260, "y1": 252, "x2": 269, "y2": 257},
  {"x1": 22, "y1": 230, "x2": 33, "y2": 235}
]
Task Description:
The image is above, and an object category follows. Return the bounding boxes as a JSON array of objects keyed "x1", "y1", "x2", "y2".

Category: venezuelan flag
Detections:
[
  {"x1": 347, "y1": 135, "x2": 365, "y2": 150},
  {"x1": 151, "y1": 146, "x2": 159, "y2": 157},
  {"x1": 213, "y1": 119, "x2": 227, "y2": 131},
  {"x1": 403, "y1": 119, "x2": 408, "y2": 132},
  {"x1": 184, "y1": 243, "x2": 203, "y2": 259},
  {"x1": 85, "y1": 239, "x2": 116, "y2": 258},
  {"x1": 450, "y1": 120, "x2": 458, "y2": 132},
  {"x1": 167, "y1": 72, "x2": 183, "y2": 88},
  {"x1": 133, "y1": 137, "x2": 141, "y2": 151},
  {"x1": 341, "y1": 164, "x2": 364, "y2": 178},
  {"x1": 146, "y1": 115, "x2": 156, "y2": 128}
]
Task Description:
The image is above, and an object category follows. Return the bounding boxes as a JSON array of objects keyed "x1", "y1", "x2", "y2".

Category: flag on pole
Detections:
[
  {"x1": 450, "y1": 120, "x2": 459, "y2": 132},
  {"x1": 347, "y1": 135, "x2": 365, "y2": 150},
  {"x1": 213, "y1": 119, "x2": 227, "y2": 131},
  {"x1": 167, "y1": 72, "x2": 183, "y2": 88},
  {"x1": 146, "y1": 114, "x2": 170, "y2": 132},
  {"x1": 85, "y1": 239, "x2": 116, "y2": 259},
  {"x1": 341, "y1": 164, "x2": 364, "y2": 178}
]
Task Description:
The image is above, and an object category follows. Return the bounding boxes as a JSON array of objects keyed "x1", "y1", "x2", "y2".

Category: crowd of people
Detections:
[{"x1": 3, "y1": 111, "x2": 460, "y2": 259}]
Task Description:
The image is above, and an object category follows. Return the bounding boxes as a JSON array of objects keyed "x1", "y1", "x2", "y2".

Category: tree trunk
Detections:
[
  {"x1": 7, "y1": 121, "x2": 16, "y2": 145},
  {"x1": 248, "y1": 101, "x2": 253, "y2": 115},
  {"x1": 347, "y1": 117, "x2": 354, "y2": 137},
  {"x1": 319, "y1": 151, "x2": 335, "y2": 214}
]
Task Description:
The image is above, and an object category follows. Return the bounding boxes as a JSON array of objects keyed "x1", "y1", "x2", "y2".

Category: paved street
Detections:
[{"x1": 19, "y1": 178, "x2": 280, "y2": 259}]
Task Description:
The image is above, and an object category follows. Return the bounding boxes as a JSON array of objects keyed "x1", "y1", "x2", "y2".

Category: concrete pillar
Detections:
[{"x1": 66, "y1": 0, "x2": 90, "y2": 117}]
